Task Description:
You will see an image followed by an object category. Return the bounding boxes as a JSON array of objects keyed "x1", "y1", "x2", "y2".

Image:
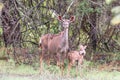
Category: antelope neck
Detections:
[{"x1": 63, "y1": 27, "x2": 68, "y2": 46}]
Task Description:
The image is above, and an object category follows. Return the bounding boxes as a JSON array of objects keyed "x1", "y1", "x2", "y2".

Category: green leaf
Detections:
[
  {"x1": 0, "y1": 2, "x2": 4, "y2": 11},
  {"x1": 111, "y1": 6, "x2": 120, "y2": 14},
  {"x1": 111, "y1": 14, "x2": 120, "y2": 25},
  {"x1": 105, "y1": 0, "x2": 117, "y2": 5},
  {"x1": 105, "y1": 0, "x2": 114, "y2": 4}
]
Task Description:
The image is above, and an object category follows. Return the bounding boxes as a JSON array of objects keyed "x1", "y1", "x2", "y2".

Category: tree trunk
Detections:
[
  {"x1": 1, "y1": 0, "x2": 21, "y2": 47},
  {"x1": 89, "y1": 3, "x2": 98, "y2": 51}
]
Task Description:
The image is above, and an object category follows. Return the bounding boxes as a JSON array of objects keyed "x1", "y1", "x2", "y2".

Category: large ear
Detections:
[
  {"x1": 58, "y1": 15, "x2": 63, "y2": 21},
  {"x1": 84, "y1": 45, "x2": 87, "y2": 49},
  {"x1": 69, "y1": 16, "x2": 75, "y2": 22},
  {"x1": 79, "y1": 44, "x2": 83, "y2": 50}
]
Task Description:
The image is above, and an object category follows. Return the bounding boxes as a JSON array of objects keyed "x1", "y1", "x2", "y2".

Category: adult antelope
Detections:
[{"x1": 39, "y1": 15, "x2": 75, "y2": 71}]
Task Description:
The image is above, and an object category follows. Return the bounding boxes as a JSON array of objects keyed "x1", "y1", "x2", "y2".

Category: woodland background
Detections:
[
  {"x1": 0, "y1": 0, "x2": 120, "y2": 53},
  {"x1": 0, "y1": 0, "x2": 120, "y2": 80}
]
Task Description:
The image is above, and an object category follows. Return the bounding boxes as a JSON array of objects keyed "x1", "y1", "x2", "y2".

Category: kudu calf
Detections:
[
  {"x1": 67, "y1": 45, "x2": 87, "y2": 75},
  {"x1": 39, "y1": 16, "x2": 75, "y2": 70}
]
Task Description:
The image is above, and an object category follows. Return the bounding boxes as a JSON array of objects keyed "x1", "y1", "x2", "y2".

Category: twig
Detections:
[{"x1": 63, "y1": 0, "x2": 76, "y2": 17}]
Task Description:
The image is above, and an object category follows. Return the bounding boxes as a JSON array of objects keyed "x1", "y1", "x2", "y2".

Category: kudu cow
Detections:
[
  {"x1": 39, "y1": 15, "x2": 75, "y2": 70},
  {"x1": 67, "y1": 45, "x2": 87, "y2": 75}
]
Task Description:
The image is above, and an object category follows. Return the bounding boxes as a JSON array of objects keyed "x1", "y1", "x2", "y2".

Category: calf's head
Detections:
[{"x1": 79, "y1": 45, "x2": 87, "y2": 56}]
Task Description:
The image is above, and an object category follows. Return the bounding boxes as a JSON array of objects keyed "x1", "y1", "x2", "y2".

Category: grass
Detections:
[
  {"x1": 0, "y1": 59, "x2": 120, "y2": 80},
  {"x1": 0, "y1": 48, "x2": 119, "y2": 80}
]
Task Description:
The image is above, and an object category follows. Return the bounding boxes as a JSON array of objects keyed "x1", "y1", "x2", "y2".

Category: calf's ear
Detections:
[
  {"x1": 79, "y1": 45, "x2": 83, "y2": 50},
  {"x1": 84, "y1": 46, "x2": 87, "y2": 49}
]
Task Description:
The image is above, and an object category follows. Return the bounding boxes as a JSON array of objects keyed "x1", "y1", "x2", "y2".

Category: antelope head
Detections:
[{"x1": 57, "y1": 16, "x2": 75, "y2": 28}]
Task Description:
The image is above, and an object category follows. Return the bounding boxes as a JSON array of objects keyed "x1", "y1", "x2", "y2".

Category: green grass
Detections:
[
  {"x1": 0, "y1": 60, "x2": 39, "y2": 75},
  {"x1": 0, "y1": 48, "x2": 119, "y2": 80},
  {"x1": 0, "y1": 60, "x2": 120, "y2": 80},
  {"x1": 84, "y1": 70, "x2": 120, "y2": 80}
]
